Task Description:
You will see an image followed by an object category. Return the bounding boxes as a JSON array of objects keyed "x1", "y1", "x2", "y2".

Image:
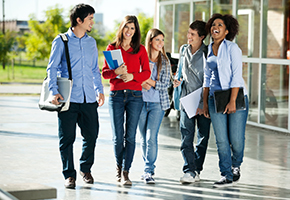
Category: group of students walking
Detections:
[{"x1": 46, "y1": 4, "x2": 248, "y2": 189}]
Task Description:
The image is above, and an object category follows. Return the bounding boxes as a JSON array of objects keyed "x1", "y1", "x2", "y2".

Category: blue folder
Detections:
[{"x1": 103, "y1": 49, "x2": 124, "y2": 70}]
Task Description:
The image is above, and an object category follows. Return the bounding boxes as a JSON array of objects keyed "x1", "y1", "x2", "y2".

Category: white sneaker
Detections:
[
  {"x1": 194, "y1": 171, "x2": 200, "y2": 182},
  {"x1": 144, "y1": 173, "x2": 155, "y2": 184},
  {"x1": 213, "y1": 176, "x2": 233, "y2": 188},
  {"x1": 180, "y1": 172, "x2": 195, "y2": 184}
]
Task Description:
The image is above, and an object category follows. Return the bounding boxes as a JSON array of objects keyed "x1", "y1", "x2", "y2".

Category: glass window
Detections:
[
  {"x1": 159, "y1": 5, "x2": 173, "y2": 53},
  {"x1": 262, "y1": 0, "x2": 290, "y2": 59},
  {"x1": 260, "y1": 64, "x2": 288, "y2": 129},
  {"x1": 174, "y1": 3, "x2": 190, "y2": 53},
  {"x1": 245, "y1": 62, "x2": 259, "y2": 123},
  {"x1": 213, "y1": 0, "x2": 232, "y2": 14},
  {"x1": 193, "y1": 1, "x2": 211, "y2": 21},
  {"x1": 237, "y1": 0, "x2": 261, "y2": 57},
  {"x1": 193, "y1": 1, "x2": 211, "y2": 45}
]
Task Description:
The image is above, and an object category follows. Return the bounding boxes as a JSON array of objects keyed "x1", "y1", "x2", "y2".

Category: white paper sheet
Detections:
[
  {"x1": 110, "y1": 49, "x2": 124, "y2": 67},
  {"x1": 180, "y1": 87, "x2": 202, "y2": 118}
]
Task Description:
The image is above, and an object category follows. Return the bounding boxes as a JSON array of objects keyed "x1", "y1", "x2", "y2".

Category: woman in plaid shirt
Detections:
[{"x1": 138, "y1": 28, "x2": 171, "y2": 184}]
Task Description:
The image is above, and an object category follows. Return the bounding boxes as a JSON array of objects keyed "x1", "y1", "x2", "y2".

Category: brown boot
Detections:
[
  {"x1": 116, "y1": 165, "x2": 122, "y2": 182},
  {"x1": 122, "y1": 171, "x2": 132, "y2": 185}
]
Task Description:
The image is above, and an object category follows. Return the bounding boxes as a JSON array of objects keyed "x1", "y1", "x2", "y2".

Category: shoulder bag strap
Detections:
[
  {"x1": 177, "y1": 45, "x2": 187, "y2": 80},
  {"x1": 59, "y1": 34, "x2": 72, "y2": 81}
]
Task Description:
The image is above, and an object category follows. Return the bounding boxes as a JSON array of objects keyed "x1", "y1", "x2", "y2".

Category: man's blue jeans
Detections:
[
  {"x1": 208, "y1": 95, "x2": 249, "y2": 180},
  {"x1": 180, "y1": 109, "x2": 211, "y2": 175},
  {"x1": 58, "y1": 102, "x2": 99, "y2": 180},
  {"x1": 138, "y1": 102, "x2": 164, "y2": 175},
  {"x1": 109, "y1": 90, "x2": 143, "y2": 172}
]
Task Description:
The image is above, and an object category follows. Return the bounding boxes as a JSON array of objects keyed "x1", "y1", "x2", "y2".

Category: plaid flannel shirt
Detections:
[{"x1": 155, "y1": 54, "x2": 171, "y2": 110}]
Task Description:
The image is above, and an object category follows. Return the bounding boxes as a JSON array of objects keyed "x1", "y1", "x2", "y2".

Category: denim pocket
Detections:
[
  {"x1": 109, "y1": 90, "x2": 118, "y2": 97},
  {"x1": 131, "y1": 90, "x2": 142, "y2": 98}
]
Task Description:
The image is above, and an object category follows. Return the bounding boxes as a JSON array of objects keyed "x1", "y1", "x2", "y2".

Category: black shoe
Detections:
[
  {"x1": 232, "y1": 167, "x2": 241, "y2": 182},
  {"x1": 213, "y1": 176, "x2": 233, "y2": 188}
]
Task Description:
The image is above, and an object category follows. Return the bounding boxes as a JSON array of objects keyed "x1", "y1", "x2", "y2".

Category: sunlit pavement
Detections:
[{"x1": 0, "y1": 86, "x2": 290, "y2": 199}]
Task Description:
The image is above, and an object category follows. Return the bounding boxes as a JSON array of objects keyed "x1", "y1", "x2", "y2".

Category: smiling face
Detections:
[
  {"x1": 210, "y1": 18, "x2": 228, "y2": 42},
  {"x1": 78, "y1": 13, "x2": 94, "y2": 33},
  {"x1": 151, "y1": 34, "x2": 164, "y2": 52},
  {"x1": 187, "y1": 28, "x2": 203, "y2": 48},
  {"x1": 122, "y1": 22, "x2": 136, "y2": 41}
]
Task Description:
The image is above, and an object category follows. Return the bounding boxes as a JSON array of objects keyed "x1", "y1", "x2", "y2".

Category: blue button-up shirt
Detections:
[
  {"x1": 47, "y1": 28, "x2": 103, "y2": 103},
  {"x1": 203, "y1": 39, "x2": 247, "y2": 95}
]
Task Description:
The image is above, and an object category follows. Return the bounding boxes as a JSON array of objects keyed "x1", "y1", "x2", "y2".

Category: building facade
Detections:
[
  {"x1": 156, "y1": 0, "x2": 290, "y2": 133},
  {"x1": 0, "y1": 20, "x2": 30, "y2": 33}
]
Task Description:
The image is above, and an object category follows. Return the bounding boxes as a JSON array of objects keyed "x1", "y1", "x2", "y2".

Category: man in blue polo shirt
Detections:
[{"x1": 47, "y1": 4, "x2": 105, "y2": 189}]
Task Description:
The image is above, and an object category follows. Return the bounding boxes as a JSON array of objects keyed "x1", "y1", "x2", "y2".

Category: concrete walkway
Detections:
[{"x1": 0, "y1": 84, "x2": 290, "y2": 199}]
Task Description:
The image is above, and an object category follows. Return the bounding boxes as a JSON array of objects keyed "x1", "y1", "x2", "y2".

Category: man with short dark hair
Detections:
[
  {"x1": 174, "y1": 20, "x2": 211, "y2": 184},
  {"x1": 47, "y1": 4, "x2": 105, "y2": 189}
]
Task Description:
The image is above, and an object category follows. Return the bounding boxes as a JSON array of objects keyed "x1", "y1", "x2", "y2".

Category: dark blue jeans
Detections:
[
  {"x1": 208, "y1": 95, "x2": 249, "y2": 180},
  {"x1": 58, "y1": 102, "x2": 99, "y2": 180},
  {"x1": 109, "y1": 90, "x2": 143, "y2": 172},
  {"x1": 180, "y1": 110, "x2": 211, "y2": 175}
]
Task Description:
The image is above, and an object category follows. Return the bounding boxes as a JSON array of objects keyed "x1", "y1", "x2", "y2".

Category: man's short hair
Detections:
[
  {"x1": 189, "y1": 20, "x2": 207, "y2": 40},
  {"x1": 70, "y1": 4, "x2": 95, "y2": 27}
]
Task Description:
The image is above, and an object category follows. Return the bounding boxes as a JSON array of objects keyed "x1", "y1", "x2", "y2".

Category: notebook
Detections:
[{"x1": 213, "y1": 87, "x2": 246, "y2": 113}]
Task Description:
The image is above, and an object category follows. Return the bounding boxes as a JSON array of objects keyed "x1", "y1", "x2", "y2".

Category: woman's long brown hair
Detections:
[
  {"x1": 145, "y1": 28, "x2": 169, "y2": 80},
  {"x1": 111, "y1": 15, "x2": 141, "y2": 54}
]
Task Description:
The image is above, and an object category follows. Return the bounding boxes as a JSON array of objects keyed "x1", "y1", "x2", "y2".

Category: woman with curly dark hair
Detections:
[{"x1": 203, "y1": 14, "x2": 249, "y2": 187}]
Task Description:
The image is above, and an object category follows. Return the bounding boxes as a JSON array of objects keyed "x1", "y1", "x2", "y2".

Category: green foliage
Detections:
[
  {"x1": 137, "y1": 13, "x2": 153, "y2": 45},
  {"x1": 0, "y1": 30, "x2": 17, "y2": 69},
  {"x1": 103, "y1": 19, "x2": 122, "y2": 46},
  {"x1": 25, "y1": 5, "x2": 67, "y2": 61},
  {"x1": 88, "y1": 29, "x2": 109, "y2": 53},
  {"x1": 103, "y1": 13, "x2": 153, "y2": 47}
]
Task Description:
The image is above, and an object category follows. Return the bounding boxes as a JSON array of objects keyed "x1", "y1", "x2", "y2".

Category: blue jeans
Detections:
[
  {"x1": 208, "y1": 95, "x2": 249, "y2": 180},
  {"x1": 109, "y1": 90, "x2": 143, "y2": 172},
  {"x1": 138, "y1": 102, "x2": 164, "y2": 175},
  {"x1": 58, "y1": 102, "x2": 99, "y2": 180},
  {"x1": 180, "y1": 109, "x2": 211, "y2": 175}
]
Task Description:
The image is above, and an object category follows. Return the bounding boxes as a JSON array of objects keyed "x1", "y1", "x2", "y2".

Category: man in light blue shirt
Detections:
[{"x1": 47, "y1": 4, "x2": 104, "y2": 189}]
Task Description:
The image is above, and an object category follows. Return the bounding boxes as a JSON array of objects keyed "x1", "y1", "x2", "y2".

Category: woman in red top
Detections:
[{"x1": 102, "y1": 15, "x2": 151, "y2": 186}]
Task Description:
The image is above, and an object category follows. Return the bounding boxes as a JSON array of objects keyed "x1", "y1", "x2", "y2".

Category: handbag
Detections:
[
  {"x1": 173, "y1": 45, "x2": 186, "y2": 111},
  {"x1": 38, "y1": 33, "x2": 73, "y2": 112},
  {"x1": 213, "y1": 87, "x2": 246, "y2": 113}
]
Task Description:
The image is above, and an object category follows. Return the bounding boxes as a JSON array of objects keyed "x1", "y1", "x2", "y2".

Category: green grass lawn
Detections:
[
  {"x1": 0, "y1": 65, "x2": 47, "y2": 83},
  {"x1": 0, "y1": 63, "x2": 109, "y2": 85}
]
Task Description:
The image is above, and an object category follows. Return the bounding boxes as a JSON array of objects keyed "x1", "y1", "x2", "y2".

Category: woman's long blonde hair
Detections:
[{"x1": 145, "y1": 28, "x2": 169, "y2": 80}]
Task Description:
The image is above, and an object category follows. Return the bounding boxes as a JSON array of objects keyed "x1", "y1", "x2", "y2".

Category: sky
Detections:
[{"x1": 0, "y1": 0, "x2": 156, "y2": 30}]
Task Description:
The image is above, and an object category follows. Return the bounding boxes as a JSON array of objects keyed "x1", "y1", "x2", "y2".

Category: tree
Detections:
[
  {"x1": 88, "y1": 28, "x2": 109, "y2": 54},
  {"x1": 137, "y1": 13, "x2": 153, "y2": 45},
  {"x1": 25, "y1": 5, "x2": 67, "y2": 61},
  {"x1": 103, "y1": 13, "x2": 153, "y2": 46},
  {"x1": 0, "y1": 30, "x2": 17, "y2": 69}
]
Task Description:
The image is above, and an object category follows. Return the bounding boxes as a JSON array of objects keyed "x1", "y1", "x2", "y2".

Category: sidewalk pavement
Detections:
[{"x1": 0, "y1": 84, "x2": 290, "y2": 199}]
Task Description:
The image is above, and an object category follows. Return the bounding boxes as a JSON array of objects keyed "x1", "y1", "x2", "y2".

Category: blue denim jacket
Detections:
[
  {"x1": 203, "y1": 39, "x2": 247, "y2": 95},
  {"x1": 47, "y1": 28, "x2": 104, "y2": 103}
]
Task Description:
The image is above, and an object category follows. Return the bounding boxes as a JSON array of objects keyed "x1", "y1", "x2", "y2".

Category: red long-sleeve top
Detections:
[{"x1": 102, "y1": 44, "x2": 151, "y2": 91}]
